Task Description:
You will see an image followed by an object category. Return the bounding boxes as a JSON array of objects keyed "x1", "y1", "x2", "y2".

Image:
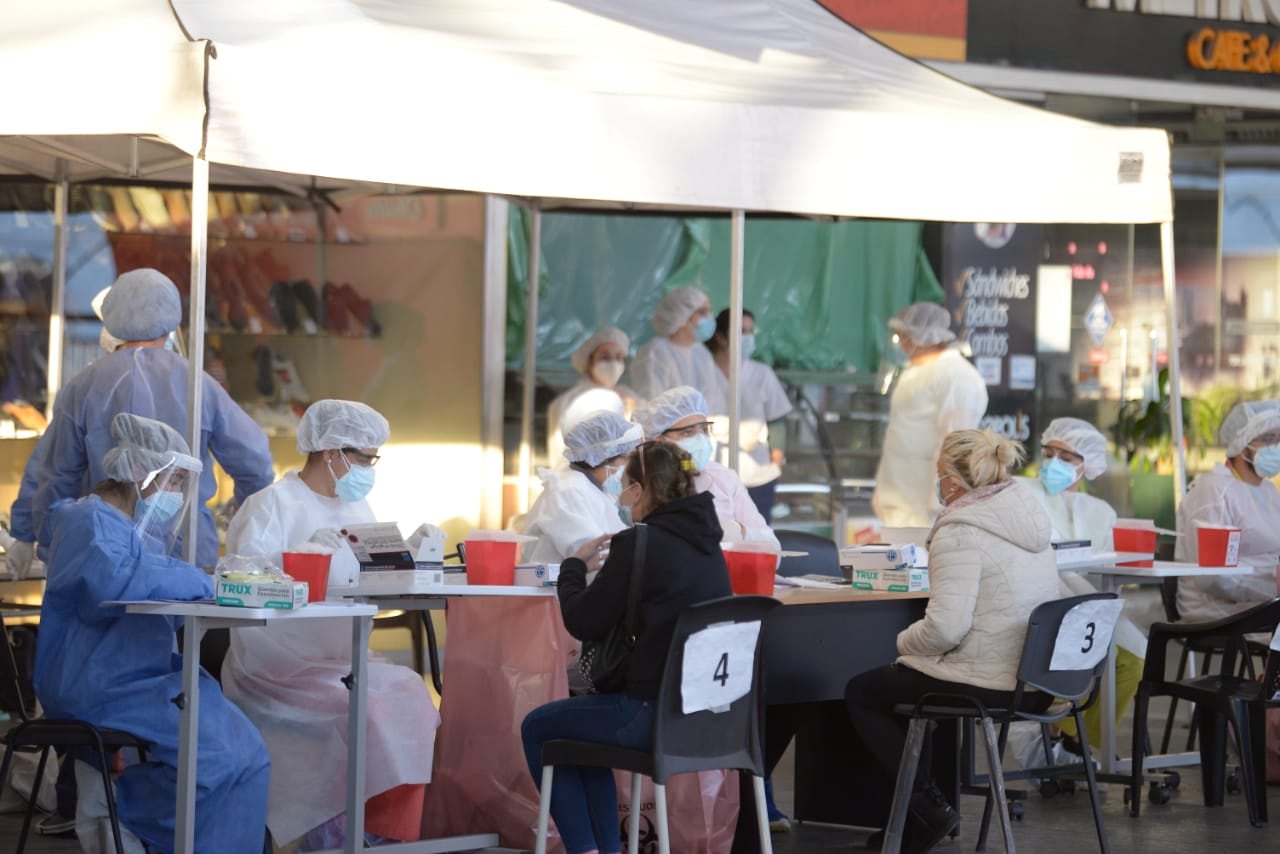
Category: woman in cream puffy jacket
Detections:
[{"x1": 845, "y1": 429, "x2": 1060, "y2": 854}]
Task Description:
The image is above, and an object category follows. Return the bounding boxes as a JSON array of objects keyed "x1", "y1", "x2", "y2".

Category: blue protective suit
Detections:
[
  {"x1": 8, "y1": 429, "x2": 49, "y2": 542},
  {"x1": 34, "y1": 495, "x2": 270, "y2": 854},
  {"x1": 31, "y1": 348, "x2": 274, "y2": 567}
]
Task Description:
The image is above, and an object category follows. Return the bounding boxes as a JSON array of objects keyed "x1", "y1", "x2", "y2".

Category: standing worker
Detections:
[
  {"x1": 31, "y1": 268, "x2": 274, "y2": 568},
  {"x1": 630, "y1": 286, "x2": 725, "y2": 403},
  {"x1": 873, "y1": 302, "x2": 988, "y2": 529},
  {"x1": 546, "y1": 326, "x2": 642, "y2": 466}
]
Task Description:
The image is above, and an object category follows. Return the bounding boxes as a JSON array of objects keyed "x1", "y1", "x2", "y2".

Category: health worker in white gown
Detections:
[
  {"x1": 546, "y1": 326, "x2": 642, "y2": 467},
  {"x1": 524, "y1": 410, "x2": 643, "y2": 564},
  {"x1": 630, "y1": 286, "x2": 726, "y2": 404},
  {"x1": 222, "y1": 400, "x2": 441, "y2": 849},
  {"x1": 873, "y1": 302, "x2": 988, "y2": 528},
  {"x1": 636, "y1": 386, "x2": 779, "y2": 549}
]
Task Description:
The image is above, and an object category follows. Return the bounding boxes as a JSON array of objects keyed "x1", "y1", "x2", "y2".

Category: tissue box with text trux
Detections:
[
  {"x1": 849, "y1": 566, "x2": 930, "y2": 593},
  {"x1": 215, "y1": 577, "x2": 309, "y2": 609}
]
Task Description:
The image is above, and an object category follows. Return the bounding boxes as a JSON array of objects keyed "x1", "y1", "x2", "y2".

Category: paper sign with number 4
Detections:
[
  {"x1": 680, "y1": 620, "x2": 762, "y2": 715},
  {"x1": 1049, "y1": 600, "x2": 1124, "y2": 671}
]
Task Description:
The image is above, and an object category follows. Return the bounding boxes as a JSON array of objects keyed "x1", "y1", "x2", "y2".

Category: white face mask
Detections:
[
  {"x1": 740, "y1": 333, "x2": 756, "y2": 361},
  {"x1": 591, "y1": 359, "x2": 625, "y2": 388}
]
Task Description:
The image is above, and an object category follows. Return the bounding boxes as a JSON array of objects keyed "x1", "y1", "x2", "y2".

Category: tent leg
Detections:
[
  {"x1": 728, "y1": 209, "x2": 745, "y2": 473},
  {"x1": 1160, "y1": 219, "x2": 1186, "y2": 507},
  {"x1": 44, "y1": 159, "x2": 69, "y2": 420},
  {"x1": 480, "y1": 196, "x2": 511, "y2": 530},
  {"x1": 185, "y1": 156, "x2": 209, "y2": 566},
  {"x1": 518, "y1": 204, "x2": 542, "y2": 516}
]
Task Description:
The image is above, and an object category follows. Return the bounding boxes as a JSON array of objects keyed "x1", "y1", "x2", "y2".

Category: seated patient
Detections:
[
  {"x1": 35, "y1": 413, "x2": 269, "y2": 853},
  {"x1": 845, "y1": 429, "x2": 1059, "y2": 854},
  {"x1": 222, "y1": 399, "x2": 441, "y2": 850},
  {"x1": 521, "y1": 442, "x2": 732, "y2": 854}
]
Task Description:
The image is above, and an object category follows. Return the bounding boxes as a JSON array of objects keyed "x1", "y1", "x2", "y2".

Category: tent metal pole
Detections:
[
  {"x1": 44, "y1": 159, "x2": 68, "y2": 421},
  {"x1": 1161, "y1": 220, "x2": 1187, "y2": 505},
  {"x1": 728, "y1": 210, "x2": 745, "y2": 474},
  {"x1": 184, "y1": 156, "x2": 209, "y2": 567},
  {"x1": 518, "y1": 204, "x2": 542, "y2": 513},
  {"x1": 480, "y1": 196, "x2": 511, "y2": 530}
]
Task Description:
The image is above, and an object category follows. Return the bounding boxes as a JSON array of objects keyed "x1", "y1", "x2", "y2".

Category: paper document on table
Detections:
[
  {"x1": 681, "y1": 620, "x2": 761, "y2": 715},
  {"x1": 773, "y1": 574, "x2": 847, "y2": 589},
  {"x1": 338, "y1": 522, "x2": 416, "y2": 570},
  {"x1": 102, "y1": 599, "x2": 216, "y2": 607}
]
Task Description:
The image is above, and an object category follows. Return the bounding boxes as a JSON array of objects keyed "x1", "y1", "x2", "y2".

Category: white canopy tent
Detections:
[{"x1": 1, "y1": 0, "x2": 1183, "y2": 556}]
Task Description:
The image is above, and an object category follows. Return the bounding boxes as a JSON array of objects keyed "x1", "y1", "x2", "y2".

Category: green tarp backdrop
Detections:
[{"x1": 506, "y1": 210, "x2": 944, "y2": 375}]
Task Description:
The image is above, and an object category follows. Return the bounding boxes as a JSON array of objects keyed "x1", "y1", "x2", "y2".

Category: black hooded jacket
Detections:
[{"x1": 558, "y1": 490, "x2": 732, "y2": 700}]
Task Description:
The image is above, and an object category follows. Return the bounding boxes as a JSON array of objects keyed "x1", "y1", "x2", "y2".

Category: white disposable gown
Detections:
[
  {"x1": 1014, "y1": 477, "x2": 1146, "y2": 657},
  {"x1": 631, "y1": 336, "x2": 726, "y2": 404},
  {"x1": 522, "y1": 467, "x2": 627, "y2": 564},
  {"x1": 697, "y1": 461, "x2": 780, "y2": 548},
  {"x1": 873, "y1": 348, "x2": 989, "y2": 528},
  {"x1": 1175, "y1": 463, "x2": 1280, "y2": 621},
  {"x1": 545, "y1": 380, "x2": 641, "y2": 468},
  {"x1": 712, "y1": 359, "x2": 792, "y2": 488},
  {"x1": 221, "y1": 471, "x2": 440, "y2": 844}
]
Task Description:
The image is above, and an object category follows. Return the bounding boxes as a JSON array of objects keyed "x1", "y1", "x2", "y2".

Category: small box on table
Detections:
[{"x1": 215, "y1": 577, "x2": 309, "y2": 610}]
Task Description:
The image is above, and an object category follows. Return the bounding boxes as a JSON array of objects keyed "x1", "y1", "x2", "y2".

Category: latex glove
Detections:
[
  {"x1": 5, "y1": 540, "x2": 35, "y2": 580},
  {"x1": 303, "y1": 528, "x2": 347, "y2": 553},
  {"x1": 407, "y1": 522, "x2": 446, "y2": 552}
]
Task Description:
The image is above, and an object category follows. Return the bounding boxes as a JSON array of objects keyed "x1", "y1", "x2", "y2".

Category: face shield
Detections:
[{"x1": 133, "y1": 453, "x2": 202, "y2": 556}]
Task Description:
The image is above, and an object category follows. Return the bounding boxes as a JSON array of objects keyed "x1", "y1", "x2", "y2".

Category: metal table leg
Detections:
[
  {"x1": 175, "y1": 615, "x2": 204, "y2": 854},
  {"x1": 346, "y1": 614, "x2": 371, "y2": 854}
]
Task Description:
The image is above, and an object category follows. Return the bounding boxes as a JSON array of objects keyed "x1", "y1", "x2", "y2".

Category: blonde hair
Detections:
[{"x1": 939, "y1": 428, "x2": 1024, "y2": 490}]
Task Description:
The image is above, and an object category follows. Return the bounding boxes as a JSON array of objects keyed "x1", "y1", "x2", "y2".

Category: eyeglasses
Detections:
[
  {"x1": 661, "y1": 421, "x2": 713, "y2": 441},
  {"x1": 1041, "y1": 445, "x2": 1083, "y2": 466},
  {"x1": 342, "y1": 448, "x2": 381, "y2": 467}
]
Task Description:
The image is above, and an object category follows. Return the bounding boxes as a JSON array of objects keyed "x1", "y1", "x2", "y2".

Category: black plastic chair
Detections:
[
  {"x1": 774, "y1": 529, "x2": 842, "y2": 578},
  {"x1": 1130, "y1": 597, "x2": 1280, "y2": 827},
  {"x1": 0, "y1": 614, "x2": 150, "y2": 854},
  {"x1": 884, "y1": 593, "x2": 1122, "y2": 854},
  {"x1": 534, "y1": 595, "x2": 781, "y2": 854}
]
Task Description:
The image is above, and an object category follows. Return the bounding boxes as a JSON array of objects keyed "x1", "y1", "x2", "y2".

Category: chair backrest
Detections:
[
  {"x1": 0, "y1": 615, "x2": 34, "y2": 722},
  {"x1": 1016, "y1": 593, "x2": 1123, "y2": 703},
  {"x1": 1213, "y1": 597, "x2": 1280, "y2": 677},
  {"x1": 774, "y1": 529, "x2": 842, "y2": 578},
  {"x1": 651, "y1": 595, "x2": 780, "y2": 783}
]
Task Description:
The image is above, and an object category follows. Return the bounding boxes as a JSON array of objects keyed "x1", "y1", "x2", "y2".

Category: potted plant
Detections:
[{"x1": 1110, "y1": 367, "x2": 1193, "y2": 530}]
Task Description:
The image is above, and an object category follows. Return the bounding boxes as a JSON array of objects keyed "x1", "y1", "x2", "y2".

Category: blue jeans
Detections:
[{"x1": 521, "y1": 694, "x2": 654, "y2": 854}]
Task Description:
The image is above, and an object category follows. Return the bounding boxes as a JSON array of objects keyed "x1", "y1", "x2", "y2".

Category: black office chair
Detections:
[
  {"x1": 0, "y1": 614, "x2": 150, "y2": 854},
  {"x1": 884, "y1": 594, "x2": 1122, "y2": 854},
  {"x1": 774, "y1": 529, "x2": 842, "y2": 578},
  {"x1": 534, "y1": 595, "x2": 780, "y2": 854},
  {"x1": 1129, "y1": 597, "x2": 1280, "y2": 827}
]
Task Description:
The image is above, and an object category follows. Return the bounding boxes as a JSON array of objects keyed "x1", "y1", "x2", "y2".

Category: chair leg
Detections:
[
  {"x1": 422, "y1": 610, "x2": 443, "y2": 695},
  {"x1": 1230, "y1": 697, "x2": 1268, "y2": 828},
  {"x1": 1072, "y1": 710, "x2": 1111, "y2": 854},
  {"x1": 1185, "y1": 651, "x2": 1213, "y2": 753},
  {"x1": 534, "y1": 765, "x2": 554, "y2": 854},
  {"x1": 884, "y1": 718, "x2": 928, "y2": 854},
  {"x1": 98, "y1": 749, "x2": 126, "y2": 854},
  {"x1": 979, "y1": 716, "x2": 1016, "y2": 854},
  {"x1": 1197, "y1": 706, "x2": 1228, "y2": 807},
  {"x1": 975, "y1": 718, "x2": 1013, "y2": 853},
  {"x1": 1160, "y1": 645, "x2": 1190, "y2": 754},
  {"x1": 17, "y1": 746, "x2": 51, "y2": 853},
  {"x1": 409, "y1": 614, "x2": 425, "y2": 677},
  {"x1": 752, "y1": 774, "x2": 774, "y2": 854},
  {"x1": 628, "y1": 773, "x2": 642, "y2": 854},
  {"x1": 1130, "y1": 687, "x2": 1150, "y2": 818},
  {"x1": 654, "y1": 782, "x2": 671, "y2": 854}
]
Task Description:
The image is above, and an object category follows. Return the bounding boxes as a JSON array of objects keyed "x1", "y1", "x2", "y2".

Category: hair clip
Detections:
[{"x1": 680, "y1": 459, "x2": 695, "y2": 471}]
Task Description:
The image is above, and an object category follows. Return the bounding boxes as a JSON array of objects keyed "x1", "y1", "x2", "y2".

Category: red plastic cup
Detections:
[
  {"x1": 1113, "y1": 527, "x2": 1157, "y2": 568},
  {"x1": 724, "y1": 550, "x2": 776, "y2": 596},
  {"x1": 465, "y1": 539, "x2": 518, "y2": 586},
  {"x1": 1197, "y1": 526, "x2": 1241, "y2": 567},
  {"x1": 282, "y1": 552, "x2": 333, "y2": 602}
]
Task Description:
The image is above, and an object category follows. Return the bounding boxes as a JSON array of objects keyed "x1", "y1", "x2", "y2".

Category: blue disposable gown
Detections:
[
  {"x1": 7, "y1": 429, "x2": 49, "y2": 543},
  {"x1": 34, "y1": 496, "x2": 270, "y2": 854},
  {"x1": 31, "y1": 348, "x2": 274, "y2": 567}
]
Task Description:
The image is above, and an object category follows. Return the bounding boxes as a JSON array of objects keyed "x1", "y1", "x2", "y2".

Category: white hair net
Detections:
[
  {"x1": 1042, "y1": 417, "x2": 1109, "y2": 480},
  {"x1": 1220, "y1": 400, "x2": 1280, "y2": 457},
  {"x1": 297, "y1": 400, "x2": 390, "y2": 454},
  {"x1": 563, "y1": 410, "x2": 644, "y2": 466},
  {"x1": 888, "y1": 302, "x2": 955, "y2": 347},
  {"x1": 651, "y1": 287, "x2": 710, "y2": 337},
  {"x1": 570, "y1": 326, "x2": 630, "y2": 375},
  {"x1": 561, "y1": 388, "x2": 625, "y2": 439},
  {"x1": 102, "y1": 413, "x2": 202, "y2": 483},
  {"x1": 101, "y1": 269, "x2": 183, "y2": 342},
  {"x1": 635, "y1": 385, "x2": 708, "y2": 438}
]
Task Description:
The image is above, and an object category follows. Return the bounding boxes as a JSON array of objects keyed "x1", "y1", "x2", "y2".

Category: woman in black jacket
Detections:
[{"x1": 521, "y1": 441, "x2": 732, "y2": 854}]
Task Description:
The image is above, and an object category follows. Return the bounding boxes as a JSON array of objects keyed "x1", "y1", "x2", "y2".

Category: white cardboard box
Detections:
[
  {"x1": 514, "y1": 564, "x2": 560, "y2": 587},
  {"x1": 215, "y1": 578, "x2": 309, "y2": 609},
  {"x1": 849, "y1": 566, "x2": 929, "y2": 593},
  {"x1": 840, "y1": 544, "x2": 919, "y2": 570}
]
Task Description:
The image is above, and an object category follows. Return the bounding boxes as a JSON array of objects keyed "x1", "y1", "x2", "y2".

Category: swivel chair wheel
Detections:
[
  {"x1": 1227, "y1": 767, "x2": 1242, "y2": 795},
  {"x1": 1148, "y1": 782, "x2": 1173, "y2": 805},
  {"x1": 1008, "y1": 801, "x2": 1025, "y2": 821},
  {"x1": 1039, "y1": 779, "x2": 1059, "y2": 799}
]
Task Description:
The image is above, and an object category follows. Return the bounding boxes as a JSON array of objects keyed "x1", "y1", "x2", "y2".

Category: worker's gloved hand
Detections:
[
  {"x1": 303, "y1": 528, "x2": 347, "y2": 553},
  {"x1": 407, "y1": 522, "x2": 446, "y2": 552},
  {"x1": 5, "y1": 540, "x2": 35, "y2": 580}
]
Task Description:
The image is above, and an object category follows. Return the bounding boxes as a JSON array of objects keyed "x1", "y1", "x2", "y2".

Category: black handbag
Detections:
[{"x1": 578, "y1": 523, "x2": 647, "y2": 694}]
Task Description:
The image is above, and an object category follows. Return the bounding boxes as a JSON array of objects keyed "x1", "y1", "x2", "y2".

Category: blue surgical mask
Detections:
[
  {"x1": 618, "y1": 503, "x2": 634, "y2": 526},
  {"x1": 677, "y1": 433, "x2": 714, "y2": 472},
  {"x1": 136, "y1": 490, "x2": 184, "y2": 524},
  {"x1": 331, "y1": 453, "x2": 376, "y2": 503},
  {"x1": 740, "y1": 333, "x2": 756, "y2": 361},
  {"x1": 1038, "y1": 457, "x2": 1081, "y2": 496},
  {"x1": 694, "y1": 315, "x2": 716, "y2": 343},
  {"x1": 935, "y1": 477, "x2": 946, "y2": 506},
  {"x1": 603, "y1": 467, "x2": 624, "y2": 499},
  {"x1": 1251, "y1": 445, "x2": 1280, "y2": 479}
]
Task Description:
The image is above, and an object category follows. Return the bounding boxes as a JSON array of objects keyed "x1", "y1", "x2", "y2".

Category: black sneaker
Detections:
[
  {"x1": 905, "y1": 786, "x2": 961, "y2": 854},
  {"x1": 36, "y1": 813, "x2": 76, "y2": 837}
]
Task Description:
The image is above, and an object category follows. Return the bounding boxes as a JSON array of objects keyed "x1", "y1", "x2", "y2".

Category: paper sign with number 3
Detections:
[
  {"x1": 1049, "y1": 600, "x2": 1123, "y2": 671},
  {"x1": 680, "y1": 620, "x2": 762, "y2": 715}
]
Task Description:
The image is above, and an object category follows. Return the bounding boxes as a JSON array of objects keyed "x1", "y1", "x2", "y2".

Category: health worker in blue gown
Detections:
[
  {"x1": 34, "y1": 412, "x2": 270, "y2": 854},
  {"x1": 31, "y1": 268, "x2": 274, "y2": 568}
]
